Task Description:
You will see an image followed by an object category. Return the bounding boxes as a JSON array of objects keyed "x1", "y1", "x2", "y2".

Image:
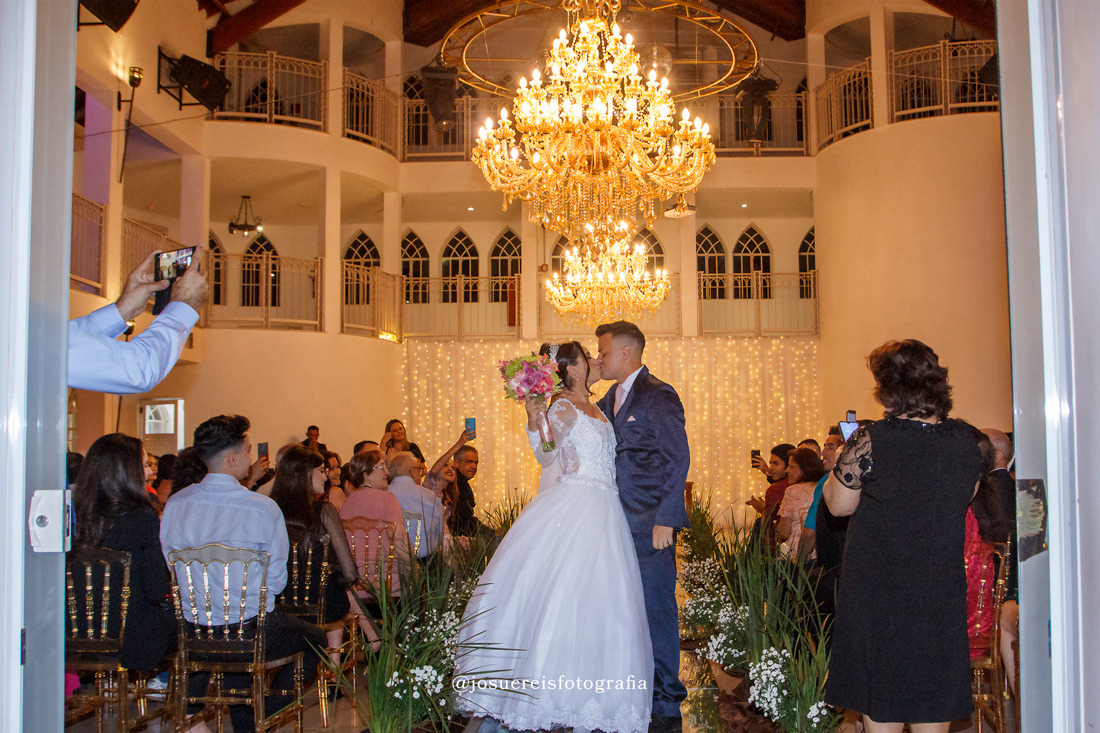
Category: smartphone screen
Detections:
[
  {"x1": 840, "y1": 421, "x2": 859, "y2": 441},
  {"x1": 464, "y1": 417, "x2": 476, "y2": 438},
  {"x1": 258, "y1": 442, "x2": 269, "y2": 460},
  {"x1": 154, "y1": 246, "x2": 196, "y2": 281}
]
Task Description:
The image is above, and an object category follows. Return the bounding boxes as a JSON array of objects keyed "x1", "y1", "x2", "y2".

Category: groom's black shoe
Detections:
[{"x1": 648, "y1": 714, "x2": 682, "y2": 733}]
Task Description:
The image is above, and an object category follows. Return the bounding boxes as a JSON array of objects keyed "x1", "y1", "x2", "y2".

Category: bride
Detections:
[{"x1": 455, "y1": 341, "x2": 653, "y2": 733}]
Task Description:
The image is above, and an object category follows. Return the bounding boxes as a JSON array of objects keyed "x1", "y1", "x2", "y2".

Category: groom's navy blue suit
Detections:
[{"x1": 598, "y1": 366, "x2": 690, "y2": 718}]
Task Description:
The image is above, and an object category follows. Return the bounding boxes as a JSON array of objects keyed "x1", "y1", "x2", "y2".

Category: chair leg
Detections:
[
  {"x1": 295, "y1": 656, "x2": 305, "y2": 733},
  {"x1": 117, "y1": 669, "x2": 130, "y2": 733},
  {"x1": 94, "y1": 672, "x2": 107, "y2": 733},
  {"x1": 317, "y1": 674, "x2": 329, "y2": 728}
]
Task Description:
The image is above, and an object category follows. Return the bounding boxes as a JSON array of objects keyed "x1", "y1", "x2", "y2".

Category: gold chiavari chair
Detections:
[
  {"x1": 402, "y1": 510, "x2": 424, "y2": 557},
  {"x1": 971, "y1": 538, "x2": 1013, "y2": 733},
  {"x1": 168, "y1": 543, "x2": 304, "y2": 733},
  {"x1": 65, "y1": 547, "x2": 172, "y2": 732},
  {"x1": 276, "y1": 534, "x2": 360, "y2": 727}
]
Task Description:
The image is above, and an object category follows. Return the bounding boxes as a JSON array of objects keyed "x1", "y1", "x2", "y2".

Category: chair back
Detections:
[
  {"x1": 167, "y1": 543, "x2": 270, "y2": 658},
  {"x1": 65, "y1": 547, "x2": 132, "y2": 657},
  {"x1": 402, "y1": 510, "x2": 424, "y2": 556},
  {"x1": 342, "y1": 516, "x2": 398, "y2": 598},
  {"x1": 277, "y1": 533, "x2": 331, "y2": 624}
]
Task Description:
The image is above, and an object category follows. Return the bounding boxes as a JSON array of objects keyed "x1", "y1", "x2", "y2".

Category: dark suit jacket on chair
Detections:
[{"x1": 598, "y1": 366, "x2": 691, "y2": 533}]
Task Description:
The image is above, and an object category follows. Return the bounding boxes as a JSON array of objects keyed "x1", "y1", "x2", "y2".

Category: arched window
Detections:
[
  {"x1": 207, "y1": 234, "x2": 225, "y2": 306},
  {"x1": 489, "y1": 229, "x2": 521, "y2": 303},
  {"x1": 732, "y1": 226, "x2": 771, "y2": 299},
  {"x1": 442, "y1": 230, "x2": 479, "y2": 303},
  {"x1": 404, "y1": 75, "x2": 428, "y2": 148},
  {"x1": 344, "y1": 231, "x2": 381, "y2": 305},
  {"x1": 242, "y1": 235, "x2": 279, "y2": 307},
  {"x1": 550, "y1": 236, "x2": 569, "y2": 276},
  {"x1": 401, "y1": 231, "x2": 429, "y2": 304},
  {"x1": 799, "y1": 227, "x2": 816, "y2": 299},
  {"x1": 696, "y1": 226, "x2": 727, "y2": 300},
  {"x1": 634, "y1": 228, "x2": 664, "y2": 271}
]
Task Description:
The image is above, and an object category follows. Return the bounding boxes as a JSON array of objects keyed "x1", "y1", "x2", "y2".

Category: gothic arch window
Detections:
[
  {"x1": 696, "y1": 226, "x2": 727, "y2": 300},
  {"x1": 208, "y1": 234, "x2": 226, "y2": 306},
  {"x1": 442, "y1": 230, "x2": 479, "y2": 303},
  {"x1": 732, "y1": 225, "x2": 771, "y2": 299},
  {"x1": 402, "y1": 231, "x2": 429, "y2": 304},
  {"x1": 404, "y1": 75, "x2": 428, "y2": 148},
  {"x1": 490, "y1": 229, "x2": 522, "y2": 303},
  {"x1": 242, "y1": 235, "x2": 279, "y2": 307},
  {"x1": 634, "y1": 228, "x2": 664, "y2": 271},
  {"x1": 799, "y1": 227, "x2": 816, "y2": 299},
  {"x1": 343, "y1": 231, "x2": 381, "y2": 305},
  {"x1": 550, "y1": 236, "x2": 569, "y2": 276}
]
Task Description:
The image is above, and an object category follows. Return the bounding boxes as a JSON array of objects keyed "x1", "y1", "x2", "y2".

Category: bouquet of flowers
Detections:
[{"x1": 499, "y1": 352, "x2": 561, "y2": 450}]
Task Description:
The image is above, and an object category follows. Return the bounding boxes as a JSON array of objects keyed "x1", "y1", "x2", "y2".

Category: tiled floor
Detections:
[{"x1": 68, "y1": 653, "x2": 1011, "y2": 732}]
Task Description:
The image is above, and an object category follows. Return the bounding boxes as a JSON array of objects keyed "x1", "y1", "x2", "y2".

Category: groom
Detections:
[{"x1": 596, "y1": 321, "x2": 690, "y2": 733}]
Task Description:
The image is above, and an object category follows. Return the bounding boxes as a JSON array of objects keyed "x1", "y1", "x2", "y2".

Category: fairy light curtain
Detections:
[{"x1": 404, "y1": 337, "x2": 819, "y2": 526}]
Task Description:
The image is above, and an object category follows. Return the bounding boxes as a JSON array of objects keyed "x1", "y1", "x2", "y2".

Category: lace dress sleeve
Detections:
[
  {"x1": 832, "y1": 425, "x2": 873, "y2": 490},
  {"x1": 527, "y1": 399, "x2": 578, "y2": 468}
]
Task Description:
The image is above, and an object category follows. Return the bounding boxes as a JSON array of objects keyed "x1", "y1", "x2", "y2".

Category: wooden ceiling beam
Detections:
[
  {"x1": 404, "y1": 0, "x2": 497, "y2": 48},
  {"x1": 207, "y1": 0, "x2": 312, "y2": 56},
  {"x1": 920, "y1": 0, "x2": 996, "y2": 36}
]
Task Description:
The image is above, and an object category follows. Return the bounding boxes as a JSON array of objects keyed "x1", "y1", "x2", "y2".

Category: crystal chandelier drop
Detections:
[
  {"x1": 473, "y1": 0, "x2": 716, "y2": 245},
  {"x1": 546, "y1": 221, "x2": 671, "y2": 326}
]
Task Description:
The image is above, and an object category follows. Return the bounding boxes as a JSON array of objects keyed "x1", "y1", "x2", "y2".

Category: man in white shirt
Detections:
[
  {"x1": 161, "y1": 414, "x2": 322, "y2": 732},
  {"x1": 388, "y1": 451, "x2": 448, "y2": 560},
  {"x1": 68, "y1": 245, "x2": 208, "y2": 394}
]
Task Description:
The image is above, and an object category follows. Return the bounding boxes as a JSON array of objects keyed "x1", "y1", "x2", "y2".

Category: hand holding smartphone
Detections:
[
  {"x1": 152, "y1": 246, "x2": 196, "y2": 314},
  {"x1": 464, "y1": 417, "x2": 477, "y2": 441}
]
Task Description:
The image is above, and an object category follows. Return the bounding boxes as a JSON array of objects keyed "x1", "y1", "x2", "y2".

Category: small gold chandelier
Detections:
[
  {"x1": 546, "y1": 221, "x2": 670, "y2": 325},
  {"x1": 473, "y1": 0, "x2": 716, "y2": 244}
]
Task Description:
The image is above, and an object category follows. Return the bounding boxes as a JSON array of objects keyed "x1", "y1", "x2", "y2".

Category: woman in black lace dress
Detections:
[{"x1": 823, "y1": 340, "x2": 982, "y2": 733}]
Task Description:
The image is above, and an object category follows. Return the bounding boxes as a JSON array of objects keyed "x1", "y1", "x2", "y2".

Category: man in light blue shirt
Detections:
[
  {"x1": 161, "y1": 414, "x2": 322, "y2": 732},
  {"x1": 388, "y1": 451, "x2": 448, "y2": 559},
  {"x1": 68, "y1": 246, "x2": 207, "y2": 394}
]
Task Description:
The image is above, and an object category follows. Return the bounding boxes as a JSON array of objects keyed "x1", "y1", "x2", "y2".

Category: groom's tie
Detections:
[{"x1": 613, "y1": 386, "x2": 625, "y2": 416}]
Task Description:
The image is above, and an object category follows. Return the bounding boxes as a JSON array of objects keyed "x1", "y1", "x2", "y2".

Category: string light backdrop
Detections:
[{"x1": 404, "y1": 336, "x2": 820, "y2": 526}]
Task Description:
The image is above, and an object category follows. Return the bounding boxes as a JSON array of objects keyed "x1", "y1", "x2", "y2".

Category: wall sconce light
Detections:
[{"x1": 117, "y1": 66, "x2": 143, "y2": 111}]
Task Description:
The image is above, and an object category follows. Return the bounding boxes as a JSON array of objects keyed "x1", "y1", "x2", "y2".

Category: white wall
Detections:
[{"x1": 815, "y1": 112, "x2": 1011, "y2": 429}]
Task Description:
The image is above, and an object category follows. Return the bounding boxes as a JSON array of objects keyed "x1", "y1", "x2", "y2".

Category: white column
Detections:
[
  {"x1": 868, "y1": 6, "x2": 895, "y2": 129},
  {"x1": 319, "y1": 167, "x2": 341, "y2": 333},
  {"x1": 385, "y1": 41, "x2": 403, "y2": 96},
  {"x1": 82, "y1": 93, "x2": 125, "y2": 299},
  {"x1": 520, "y1": 203, "x2": 539, "y2": 340},
  {"x1": 805, "y1": 31, "x2": 826, "y2": 154},
  {"x1": 178, "y1": 155, "x2": 210, "y2": 249},
  {"x1": 381, "y1": 191, "x2": 402, "y2": 276},
  {"x1": 319, "y1": 17, "x2": 343, "y2": 138},
  {"x1": 678, "y1": 216, "x2": 698, "y2": 337}
]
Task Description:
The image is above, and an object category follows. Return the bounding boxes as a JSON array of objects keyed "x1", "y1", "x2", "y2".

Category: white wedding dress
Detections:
[{"x1": 455, "y1": 399, "x2": 653, "y2": 732}]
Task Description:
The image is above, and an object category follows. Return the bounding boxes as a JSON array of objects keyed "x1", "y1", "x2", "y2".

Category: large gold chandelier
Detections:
[
  {"x1": 546, "y1": 222, "x2": 670, "y2": 325},
  {"x1": 473, "y1": 0, "x2": 717, "y2": 245}
]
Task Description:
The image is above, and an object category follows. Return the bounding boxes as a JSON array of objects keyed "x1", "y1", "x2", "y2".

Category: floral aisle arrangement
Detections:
[
  {"x1": 678, "y1": 496, "x2": 842, "y2": 733},
  {"x1": 498, "y1": 352, "x2": 561, "y2": 450},
  {"x1": 334, "y1": 495, "x2": 529, "y2": 732}
]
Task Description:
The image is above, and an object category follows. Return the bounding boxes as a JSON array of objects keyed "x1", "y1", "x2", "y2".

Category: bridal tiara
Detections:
[{"x1": 548, "y1": 343, "x2": 560, "y2": 362}]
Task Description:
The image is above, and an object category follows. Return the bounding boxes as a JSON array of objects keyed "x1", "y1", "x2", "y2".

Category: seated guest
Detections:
[
  {"x1": 797, "y1": 438, "x2": 822, "y2": 459},
  {"x1": 965, "y1": 430, "x2": 1013, "y2": 659},
  {"x1": 321, "y1": 451, "x2": 346, "y2": 510},
  {"x1": 339, "y1": 450, "x2": 413, "y2": 646},
  {"x1": 153, "y1": 453, "x2": 175, "y2": 508},
  {"x1": 746, "y1": 443, "x2": 795, "y2": 544},
  {"x1": 422, "y1": 427, "x2": 474, "y2": 499},
  {"x1": 452, "y1": 445, "x2": 484, "y2": 536},
  {"x1": 269, "y1": 446, "x2": 359, "y2": 667},
  {"x1": 161, "y1": 415, "x2": 323, "y2": 733},
  {"x1": 352, "y1": 440, "x2": 378, "y2": 455},
  {"x1": 801, "y1": 428, "x2": 846, "y2": 560},
  {"x1": 167, "y1": 446, "x2": 206, "y2": 499},
  {"x1": 380, "y1": 419, "x2": 425, "y2": 465},
  {"x1": 301, "y1": 424, "x2": 328, "y2": 453},
  {"x1": 778, "y1": 447, "x2": 826, "y2": 560},
  {"x1": 72, "y1": 433, "x2": 175, "y2": 672},
  {"x1": 388, "y1": 451, "x2": 449, "y2": 559}
]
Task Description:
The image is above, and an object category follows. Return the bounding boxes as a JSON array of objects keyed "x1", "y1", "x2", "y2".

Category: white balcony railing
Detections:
[
  {"x1": 71, "y1": 193, "x2": 107, "y2": 295},
  {"x1": 402, "y1": 276, "x2": 521, "y2": 338},
  {"x1": 889, "y1": 40, "x2": 999, "y2": 123},
  {"x1": 693, "y1": 92, "x2": 809, "y2": 156},
  {"x1": 697, "y1": 272, "x2": 817, "y2": 336},
  {"x1": 816, "y1": 59, "x2": 873, "y2": 151},
  {"x1": 342, "y1": 263, "x2": 403, "y2": 339},
  {"x1": 343, "y1": 71, "x2": 401, "y2": 156},
  {"x1": 214, "y1": 52, "x2": 327, "y2": 132},
  {"x1": 203, "y1": 254, "x2": 323, "y2": 331},
  {"x1": 537, "y1": 274, "x2": 682, "y2": 339},
  {"x1": 402, "y1": 96, "x2": 509, "y2": 161}
]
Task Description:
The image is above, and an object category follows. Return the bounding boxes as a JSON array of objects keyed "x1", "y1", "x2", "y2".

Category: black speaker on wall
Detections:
[
  {"x1": 79, "y1": 0, "x2": 138, "y2": 32},
  {"x1": 169, "y1": 55, "x2": 231, "y2": 112}
]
